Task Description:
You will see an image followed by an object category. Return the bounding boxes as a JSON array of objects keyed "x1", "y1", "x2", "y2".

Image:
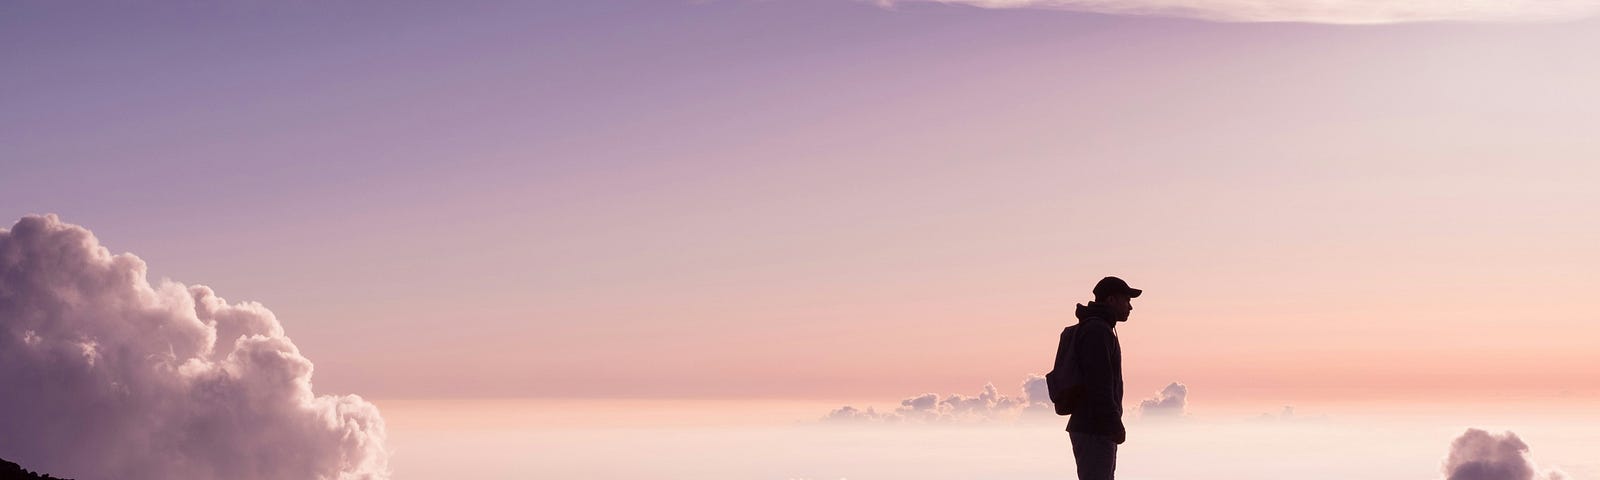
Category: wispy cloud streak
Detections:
[{"x1": 881, "y1": 0, "x2": 1600, "y2": 24}]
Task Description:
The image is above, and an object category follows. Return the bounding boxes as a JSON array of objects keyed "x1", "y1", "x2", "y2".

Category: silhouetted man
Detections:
[{"x1": 1068, "y1": 276, "x2": 1139, "y2": 480}]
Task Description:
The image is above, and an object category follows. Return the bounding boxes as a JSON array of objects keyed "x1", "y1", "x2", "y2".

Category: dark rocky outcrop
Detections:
[{"x1": 0, "y1": 458, "x2": 73, "y2": 480}]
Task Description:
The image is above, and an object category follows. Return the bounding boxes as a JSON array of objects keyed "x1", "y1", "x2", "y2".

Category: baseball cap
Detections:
[{"x1": 1093, "y1": 276, "x2": 1142, "y2": 298}]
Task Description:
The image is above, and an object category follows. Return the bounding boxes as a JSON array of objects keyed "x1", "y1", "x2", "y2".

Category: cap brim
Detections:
[{"x1": 1127, "y1": 288, "x2": 1142, "y2": 298}]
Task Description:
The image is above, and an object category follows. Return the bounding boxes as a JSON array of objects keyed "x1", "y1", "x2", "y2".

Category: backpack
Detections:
[{"x1": 1045, "y1": 325, "x2": 1085, "y2": 416}]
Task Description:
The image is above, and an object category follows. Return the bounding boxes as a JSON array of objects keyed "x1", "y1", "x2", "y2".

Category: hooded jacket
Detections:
[{"x1": 1065, "y1": 302, "x2": 1126, "y2": 443}]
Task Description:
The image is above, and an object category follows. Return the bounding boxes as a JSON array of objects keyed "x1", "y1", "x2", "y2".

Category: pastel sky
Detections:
[{"x1": 5, "y1": 0, "x2": 1599, "y2": 411}]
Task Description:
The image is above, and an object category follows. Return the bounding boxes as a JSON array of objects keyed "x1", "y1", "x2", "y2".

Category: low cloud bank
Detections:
[
  {"x1": 824, "y1": 375, "x2": 1194, "y2": 424},
  {"x1": 1444, "y1": 429, "x2": 1566, "y2": 480},
  {"x1": 0, "y1": 215, "x2": 389, "y2": 480},
  {"x1": 823, "y1": 375, "x2": 1052, "y2": 424}
]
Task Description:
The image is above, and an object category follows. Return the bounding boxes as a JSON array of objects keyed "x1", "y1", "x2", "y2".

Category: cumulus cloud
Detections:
[
  {"x1": 1443, "y1": 429, "x2": 1566, "y2": 480},
  {"x1": 877, "y1": 0, "x2": 1600, "y2": 24},
  {"x1": 0, "y1": 215, "x2": 389, "y2": 480},
  {"x1": 1137, "y1": 382, "x2": 1187, "y2": 418},
  {"x1": 822, "y1": 375, "x2": 1052, "y2": 424}
]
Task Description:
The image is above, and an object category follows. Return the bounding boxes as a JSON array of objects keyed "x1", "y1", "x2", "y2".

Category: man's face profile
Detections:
[{"x1": 1103, "y1": 294, "x2": 1133, "y2": 322}]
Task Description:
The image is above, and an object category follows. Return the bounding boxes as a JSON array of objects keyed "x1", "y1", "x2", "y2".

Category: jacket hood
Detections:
[{"x1": 1075, "y1": 302, "x2": 1117, "y2": 326}]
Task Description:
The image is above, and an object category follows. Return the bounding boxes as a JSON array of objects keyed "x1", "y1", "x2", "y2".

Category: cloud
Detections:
[
  {"x1": 822, "y1": 374, "x2": 1052, "y2": 424},
  {"x1": 0, "y1": 215, "x2": 389, "y2": 480},
  {"x1": 1021, "y1": 372, "x2": 1050, "y2": 409},
  {"x1": 823, "y1": 376, "x2": 1202, "y2": 424},
  {"x1": 1443, "y1": 429, "x2": 1566, "y2": 480},
  {"x1": 1251, "y1": 405, "x2": 1295, "y2": 421},
  {"x1": 877, "y1": 0, "x2": 1600, "y2": 24},
  {"x1": 1137, "y1": 382, "x2": 1187, "y2": 418}
]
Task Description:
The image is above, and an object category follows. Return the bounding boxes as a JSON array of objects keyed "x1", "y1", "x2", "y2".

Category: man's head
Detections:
[{"x1": 1092, "y1": 276, "x2": 1142, "y2": 322}]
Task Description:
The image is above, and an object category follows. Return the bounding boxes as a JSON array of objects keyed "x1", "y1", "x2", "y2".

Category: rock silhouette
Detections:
[{"x1": 0, "y1": 458, "x2": 73, "y2": 480}]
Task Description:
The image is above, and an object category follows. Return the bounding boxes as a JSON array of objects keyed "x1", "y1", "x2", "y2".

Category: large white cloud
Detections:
[
  {"x1": 878, "y1": 0, "x2": 1600, "y2": 24},
  {"x1": 0, "y1": 215, "x2": 389, "y2": 480},
  {"x1": 1443, "y1": 429, "x2": 1566, "y2": 480}
]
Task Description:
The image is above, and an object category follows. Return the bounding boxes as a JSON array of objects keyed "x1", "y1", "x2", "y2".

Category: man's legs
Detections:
[{"x1": 1069, "y1": 431, "x2": 1117, "y2": 480}]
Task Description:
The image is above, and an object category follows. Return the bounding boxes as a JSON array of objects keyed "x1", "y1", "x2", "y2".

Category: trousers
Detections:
[{"x1": 1070, "y1": 431, "x2": 1118, "y2": 480}]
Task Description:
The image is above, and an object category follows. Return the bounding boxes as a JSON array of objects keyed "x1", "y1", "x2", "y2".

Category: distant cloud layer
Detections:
[
  {"x1": 879, "y1": 0, "x2": 1600, "y2": 24},
  {"x1": 824, "y1": 375, "x2": 1195, "y2": 424},
  {"x1": 823, "y1": 375, "x2": 1052, "y2": 424},
  {"x1": 1444, "y1": 429, "x2": 1566, "y2": 480},
  {"x1": 0, "y1": 215, "x2": 389, "y2": 480},
  {"x1": 1136, "y1": 382, "x2": 1187, "y2": 418}
]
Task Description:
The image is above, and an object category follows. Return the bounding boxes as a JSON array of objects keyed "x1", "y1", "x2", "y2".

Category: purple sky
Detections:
[{"x1": 6, "y1": 1, "x2": 1600, "y2": 402}]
